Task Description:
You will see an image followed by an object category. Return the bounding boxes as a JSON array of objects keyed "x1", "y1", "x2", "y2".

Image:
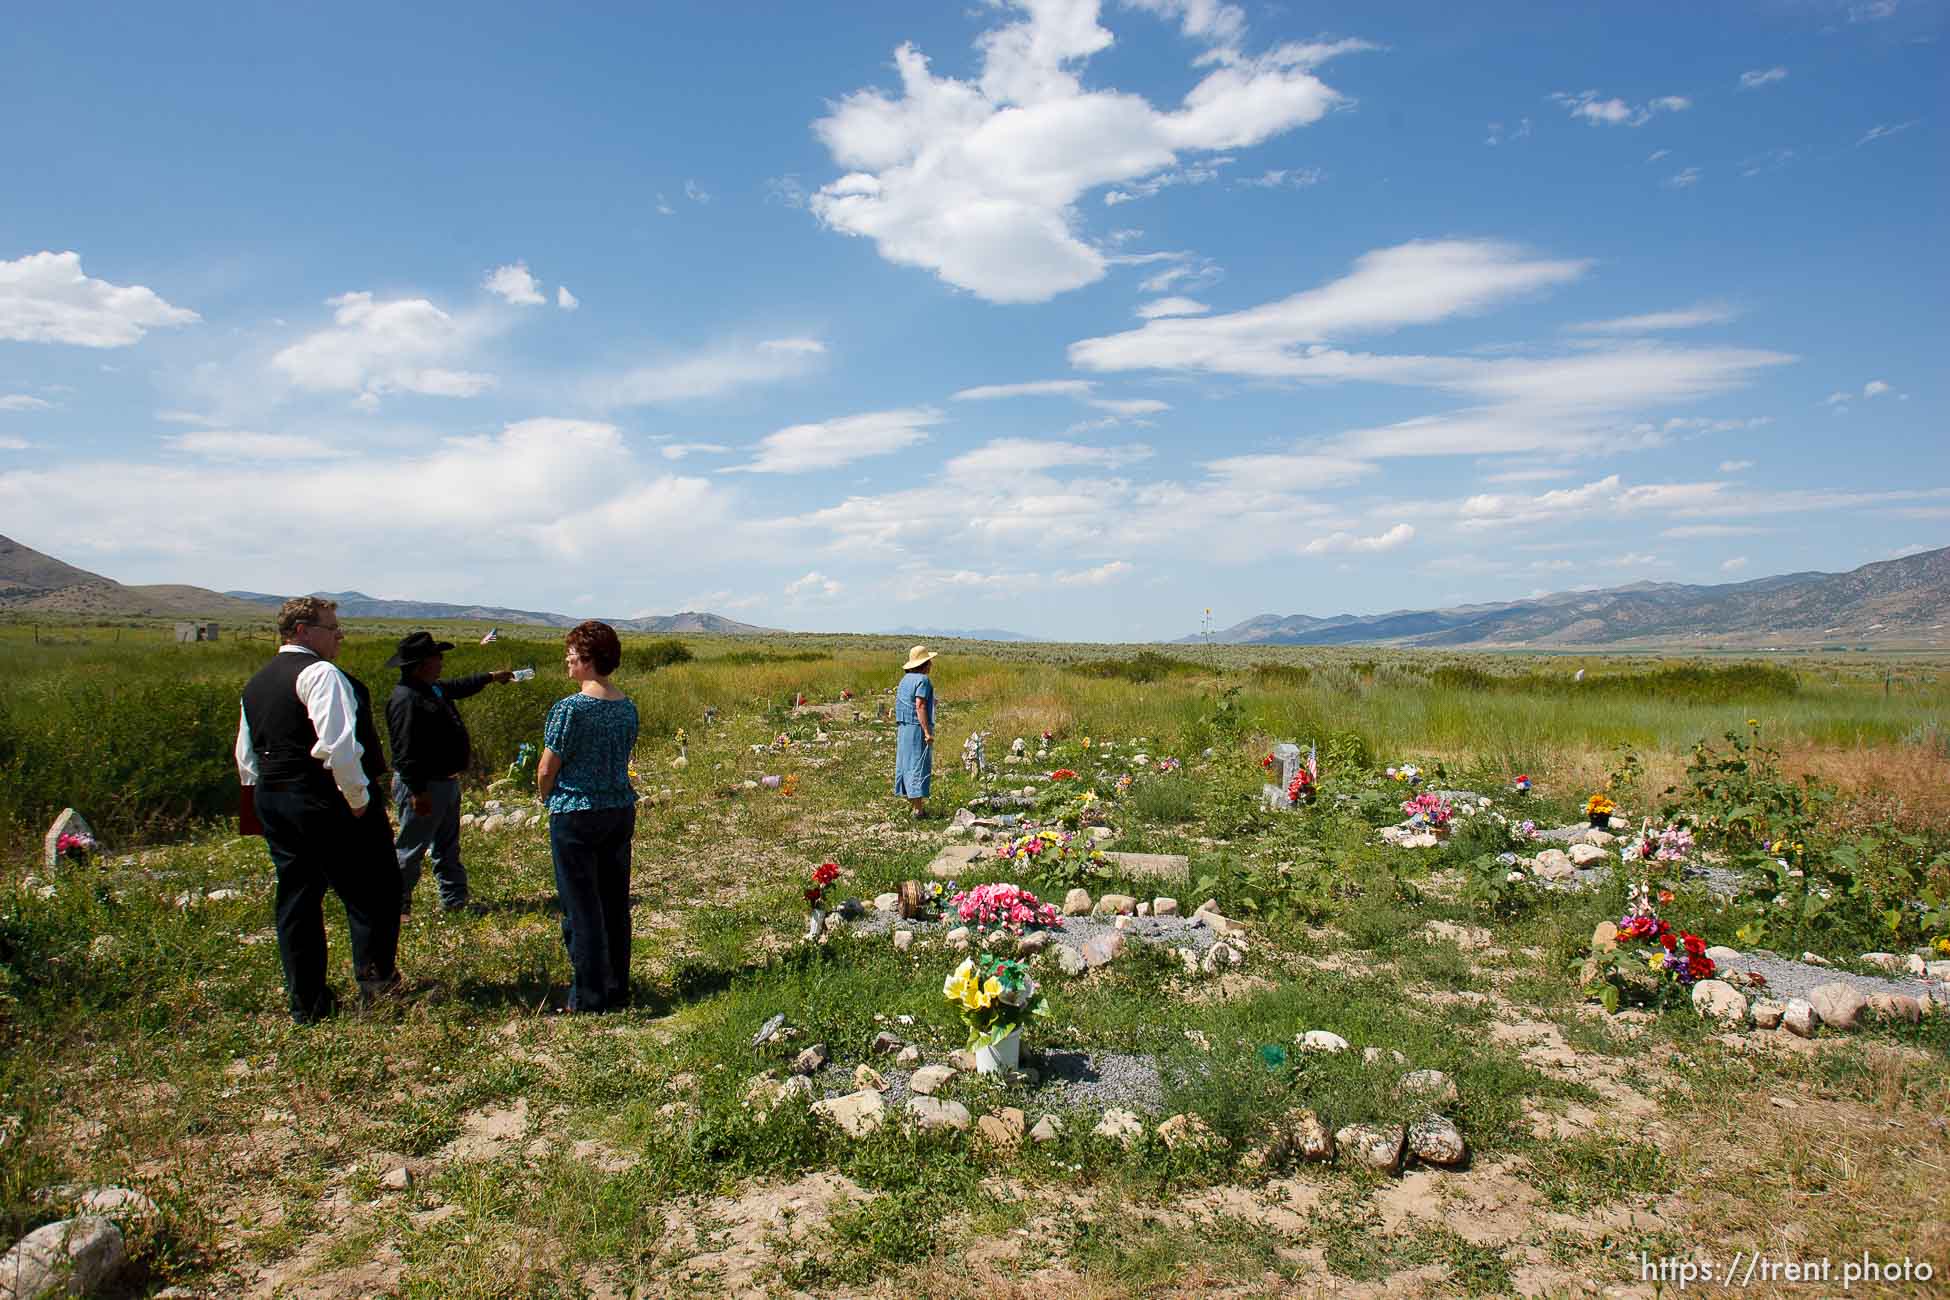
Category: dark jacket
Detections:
[{"x1": 387, "y1": 674, "x2": 491, "y2": 793}]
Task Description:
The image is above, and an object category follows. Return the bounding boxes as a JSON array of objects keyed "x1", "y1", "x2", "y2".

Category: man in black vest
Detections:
[
  {"x1": 385, "y1": 630, "x2": 513, "y2": 915},
  {"x1": 235, "y1": 596, "x2": 402, "y2": 1023}
]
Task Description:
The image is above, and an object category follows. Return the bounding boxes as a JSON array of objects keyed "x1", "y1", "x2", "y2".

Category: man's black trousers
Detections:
[{"x1": 257, "y1": 788, "x2": 402, "y2": 1022}]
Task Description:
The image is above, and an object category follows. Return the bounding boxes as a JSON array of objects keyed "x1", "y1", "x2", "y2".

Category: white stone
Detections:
[
  {"x1": 1298, "y1": 1030, "x2": 1349, "y2": 1053},
  {"x1": 811, "y1": 1090, "x2": 885, "y2": 1137},
  {"x1": 1054, "y1": 946, "x2": 1087, "y2": 976},
  {"x1": 1868, "y1": 992, "x2": 1923, "y2": 1024},
  {"x1": 0, "y1": 1216, "x2": 124, "y2": 1298},
  {"x1": 1335, "y1": 1123, "x2": 1405, "y2": 1173},
  {"x1": 874, "y1": 892, "x2": 900, "y2": 913},
  {"x1": 67, "y1": 1188, "x2": 159, "y2": 1223},
  {"x1": 380, "y1": 1167, "x2": 412, "y2": 1190},
  {"x1": 1782, "y1": 998, "x2": 1818, "y2": 1038},
  {"x1": 1578, "y1": 828, "x2": 1617, "y2": 847},
  {"x1": 1691, "y1": 980, "x2": 1749, "y2": 1026},
  {"x1": 1398, "y1": 1069, "x2": 1459, "y2": 1107},
  {"x1": 1859, "y1": 952, "x2": 1900, "y2": 972},
  {"x1": 1152, "y1": 897, "x2": 1179, "y2": 916},
  {"x1": 892, "y1": 931, "x2": 913, "y2": 953},
  {"x1": 1801, "y1": 952, "x2": 1831, "y2": 966},
  {"x1": 1704, "y1": 945, "x2": 1742, "y2": 967},
  {"x1": 1532, "y1": 849, "x2": 1576, "y2": 879},
  {"x1": 1907, "y1": 954, "x2": 1928, "y2": 977},
  {"x1": 1093, "y1": 1109, "x2": 1143, "y2": 1146},
  {"x1": 1808, "y1": 982, "x2": 1868, "y2": 1031},
  {"x1": 944, "y1": 927, "x2": 970, "y2": 944},
  {"x1": 1407, "y1": 1116, "x2": 1467, "y2": 1166},
  {"x1": 481, "y1": 815, "x2": 506, "y2": 833},
  {"x1": 1062, "y1": 888, "x2": 1092, "y2": 916},
  {"x1": 1029, "y1": 1115, "x2": 1064, "y2": 1143},
  {"x1": 1156, "y1": 1113, "x2": 1225, "y2": 1152},
  {"x1": 1927, "y1": 961, "x2": 1950, "y2": 980},
  {"x1": 1092, "y1": 894, "x2": 1136, "y2": 916},
  {"x1": 909, "y1": 1065, "x2": 956, "y2": 1096},
  {"x1": 1135, "y1": 902, "x2": 1150, "y2": 917},
  {"x1": 1567, "y1": 843, "x2": 1607, "y2": 867},
  {"x1": 1201, "y1": 942, "x2": 1241, "y2": 973},
  {"x1": 1751, "y1": 1000, "x2": 1785, "y2": 1029},
  {"x1": 907, "y1": 1096, "x2": 971, "y2": 1132},
  {"x1": 895, "y1": 1045, "x2": 921, "y2": 1066},
  {"x1": 1016, "y1": 930, "x2": 1050, "y2": 956}
]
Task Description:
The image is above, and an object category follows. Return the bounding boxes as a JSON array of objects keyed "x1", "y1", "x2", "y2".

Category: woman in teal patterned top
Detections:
[{"x1": 537, "y1": 621, "x2": 638, "y2": 1012}]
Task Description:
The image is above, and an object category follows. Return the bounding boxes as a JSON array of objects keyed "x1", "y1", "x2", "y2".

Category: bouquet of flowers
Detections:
[
  {"x1": 506, "y1": 741, "x2": 537, "y2": 787},
  {"x1": 1049, "y1": 768, "x2": 1078, "y2": 781},
  {"x1": 1156, "y1": 757, "x2": 1181, "y2": 774},
  {"x1": 1514, "y1": 774, "x2": 1532, "y2": 794},
  {"x1": 949, "y1": 882, "x2": 1063, "y2": 933},
  {"x1": 56, "y1": 830, "x2": 98, "y2": 862},
  {"x1": 1401, "y1": 791, "x2": 1453, "y2": 829},
  {"x1": 1114, "y1": 773, "x2": 1134, "y2": 795},
  {"x1": 1287, "y1": 768, "x2": 1315, "y2": 804},
  {"x1": 1386, "y1": 764, "x2": 1423, "y2": 785},
  {"x1": 1587, "y1": 883, "x2": 1716, "y2": 1011},
  {"x1": 1584, "y1": 793, "x2": 1617, "y2": 817},
  {"x1": 944, "y1": 954, "x2": 1049, "y2": 1051},
  {"x1": 803, "y1": 861, "x2": 839, "y2": 909},
  {"x1": 1631, "y1": 824, "x2": 1694, "y2": 863}
]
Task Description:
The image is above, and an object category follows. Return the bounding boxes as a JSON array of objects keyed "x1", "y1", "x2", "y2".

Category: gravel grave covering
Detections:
[
  {"x1": 816, "y1": 1049, "x2": 1171, "y2": 1114},
  {"x1": 1709, "y1": 949, "x2": 1948, "y2": 1005}
]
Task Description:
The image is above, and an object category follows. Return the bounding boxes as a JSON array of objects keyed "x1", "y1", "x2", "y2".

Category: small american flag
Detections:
[{"x1": 480, "y1": 627, "x2": 498, "y2": 644}]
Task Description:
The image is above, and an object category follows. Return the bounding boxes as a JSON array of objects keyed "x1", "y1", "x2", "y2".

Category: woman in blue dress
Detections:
[
  {"x1": 536, "y1": 620, "x2": 639, "y2": 1012},
  {"x1": 894, "y1": 645, "x2": 938, "y2": 817}
]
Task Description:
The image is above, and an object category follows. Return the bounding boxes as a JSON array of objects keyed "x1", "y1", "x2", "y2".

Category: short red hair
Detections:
[{"x1": 565, "y1": 620, "x2": 622, "y2": 675}]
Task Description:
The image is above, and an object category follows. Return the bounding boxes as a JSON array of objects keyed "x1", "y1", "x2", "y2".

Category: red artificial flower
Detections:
[
  {"x1": 1682, "y1": 932, "x2": 1705, "y2": 957},
  {"x1": 1261, "y1": 754, "x2": 1274, "y2": 769},
  {"x1": 804, "y1": 887, "x2": 823, "y2": 904},
  {"x1": 1659, "y1": 931, "x2": 1678, "y2": 951},
  {"x1": 1657, "y1": 889, "x2": 1675, "y2": 905},
  {"x1": 1689, "y1": 955, "x2": 1716, "y2": 980},
  {"x1": 813, "y1": 861, "x2": 840, "y2": 886},
  {"x1": 1050, "y1": 769, "x2": 1077, "y2": 781}
]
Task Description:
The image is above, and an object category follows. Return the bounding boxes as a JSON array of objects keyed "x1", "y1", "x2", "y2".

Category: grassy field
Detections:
[{"x1": 2, "y1": 624, "x2": 1947, "y2": 1296}]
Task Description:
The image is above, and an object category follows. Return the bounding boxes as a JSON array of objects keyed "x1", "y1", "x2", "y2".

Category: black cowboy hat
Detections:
[{"x1": 385, "y1": 630, "x2": 456, "y2": 668}]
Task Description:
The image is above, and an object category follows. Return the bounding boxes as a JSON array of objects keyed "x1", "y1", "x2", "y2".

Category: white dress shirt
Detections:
[{"x1": 235, "y1": 645, "x2": 370, "y2": 811}]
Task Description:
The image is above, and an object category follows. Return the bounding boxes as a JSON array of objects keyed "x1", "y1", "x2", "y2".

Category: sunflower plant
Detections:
[{"x1": 942, "y1": 954, "x2": 1049, "y2": 1051}]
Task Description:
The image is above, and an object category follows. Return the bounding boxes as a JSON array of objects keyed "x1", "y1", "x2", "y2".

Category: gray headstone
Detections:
[{"x1": 44, "y1": 808, "x2": 99, "y2": 869}]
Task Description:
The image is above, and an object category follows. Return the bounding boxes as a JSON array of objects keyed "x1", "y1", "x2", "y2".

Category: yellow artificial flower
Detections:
[
  {"x1": 1746, "y1": 718, "x2": 1758, "y2": 727},
  {"x1": 984, "y1": 976, "x2": 1002, "y2": 998},
  {"x1": 1647, "y1": 954, "x2": 1664, "y2": 971}
]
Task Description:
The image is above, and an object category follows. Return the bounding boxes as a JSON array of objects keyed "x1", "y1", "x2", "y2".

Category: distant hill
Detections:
[
  {"x1": 0, "y1": 534, "x2": 268, "y2": 620},
  {"x1": 224, "y1": 589, "x2": 779, "y2": 635},
  {"x1": 1188, "y1": 546, "x2": 1950, "y2": 648},
  {"x1": 887, "y1": 626, "x2": 1044, "y2": 643}
]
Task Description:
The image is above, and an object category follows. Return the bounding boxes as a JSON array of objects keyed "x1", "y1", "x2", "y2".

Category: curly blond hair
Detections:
[{"x1": 276, "y1": 596, "x2": 338, "y2": 642}]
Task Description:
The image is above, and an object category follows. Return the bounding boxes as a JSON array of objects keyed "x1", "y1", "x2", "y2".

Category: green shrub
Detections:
[{"x1": 629, "y1": 638, "x2": 694, "y2": 671}]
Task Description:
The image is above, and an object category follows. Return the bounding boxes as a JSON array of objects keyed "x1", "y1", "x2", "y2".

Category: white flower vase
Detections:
[
  {"x1": 805, "y1": 908, "x2": 826, "y2": 942},
  {"x1": 974, "y1": 1026, "x2": 1021, "y2": 1075}
]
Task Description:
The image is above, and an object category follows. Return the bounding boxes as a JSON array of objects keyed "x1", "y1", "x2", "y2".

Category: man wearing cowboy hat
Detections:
[{"x1": 385, "y1": 631, "x2": 515, "y2": 915}]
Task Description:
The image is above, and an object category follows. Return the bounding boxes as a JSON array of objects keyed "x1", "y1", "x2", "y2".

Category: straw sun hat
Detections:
[{"x1": 902, "y1": 644, "x2": 938, "y2": 671}]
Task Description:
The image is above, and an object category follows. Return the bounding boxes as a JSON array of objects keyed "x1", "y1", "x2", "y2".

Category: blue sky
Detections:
[{"x1": 1, "y1": 0, "x2": 1942, "y2": 640}]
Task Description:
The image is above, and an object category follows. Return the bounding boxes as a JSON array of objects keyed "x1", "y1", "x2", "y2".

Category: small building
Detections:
[{"x1": 174, "y1": 622, "x2": 222, "y2": 643}]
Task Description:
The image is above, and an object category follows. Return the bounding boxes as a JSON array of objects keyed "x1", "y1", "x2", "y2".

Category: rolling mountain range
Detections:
[
  {"x1": 0, "y1": 534, "x2": 775, "y2": 632},
  {"x1": 1188, "y1": 546, "x2": 1949, "y2": 648}
]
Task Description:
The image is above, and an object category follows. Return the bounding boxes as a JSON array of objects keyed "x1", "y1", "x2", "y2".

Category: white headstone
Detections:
[{"x1": 44, "y1": 808, "x2": 100, "y2": 869}]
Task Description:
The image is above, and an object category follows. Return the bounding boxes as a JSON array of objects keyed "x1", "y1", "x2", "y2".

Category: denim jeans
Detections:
[
  {"x1": 548, "y1": 805, "x2": 635, "y2": 1011},
  {"x1": 256, "y1": 788, "x2": 401, "y2": 1023},
  {"x1": 393, "y1": 775, "x2": 467, "y2": 910}
]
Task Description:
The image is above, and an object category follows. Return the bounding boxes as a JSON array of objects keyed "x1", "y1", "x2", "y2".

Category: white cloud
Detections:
[
  {"x1": 1646, "y1": 148, "x2": 1670, "y2": 162},
  {"x1": 1104, "y1": 158, "x2": 1233, "y2": 205},
  {"x1": 1236, "y1": 167, "x2": 1322, "y2": 188},
  {"x1": 729, "y1": 406, "x2": 942, "y2": 474},
  {"x1": 0, "y1": 436, "x2": 28, "y2": 451},
  {"x1": 0, "y1": 251, "x2": 199, "y2": 347},
  {"x1": 1485, "y1": 118, "x2": 1532, "y2": 146},
  {"x1": 657, "y1": 442, "x2": 732, "y2": 460},
  {"x1": 1482, "y1": 467, "x2": 1576, "y2": 483},
  {"x1": 156, "y1": 409, "x2": 222, "y2": 425},
  {"x1": 591, "y1": 337, "x2": 826, "y2": 406},
  {"x1": 1088, "y1": 397, "x2": 1170, "y2": 416},
  {"x1": 163, "y1": 431, "x2": 347, "y2": 460},
  {"x1": 1123, "y1": 0, "x2": 1248, "y2": 45},
  {"x1": 1664, "y1": 167, "x2": 1703, "y2": 189},
  {"x1": 1739, "y1": 67, "x2": 1788, "y2": 90},
  {"x1": 1608, "y1": 551, "x2": 1662, "y2": 567},
  {"x1": 952, "y1": 379, "x2": 1096, "y2": 401},
  {"x1": 1569, "y1": 303, "x2": 1737, "y2": 333},
  {"x1": 1849, "y1": 1, "x2": 1899, "y2": 20},
  {"x1": 0, "y1": 418, "x2": 736, "y2": 570},
  {"x1": 1863, "y1": 379, "x2": 1890, "y2": 397},
  {"x1": 1661, "y1": 524, "x2": 1767, "y2": 538},
  {"x1": 1719, "y1": 459, "x2": 1755, "y2": 472},
  {"x1": 1053, "y1": 559, "x2": 1132, "y2": 585},
  {"x1": 1739, "y1": 148, "x2": 1797, "y2": 178},
  {"x1": 806, "y1": 0, "x2": 1369, "y2": 302},
  {"x1": 785, "y1": 570, "x2": 844, "y2": 599},
  {"x1": 655, "y1": 194, "x2": 675, "y2": 216},
  {"x1": 1550, "y1": 90, "x2": 1690, "y2": 128},
  {"x1": 557, "y1": 286, "x2": 579, "y2": 311},
  {"x1": 1202, "y1": 451, "x2": 1373, "y2": 492},
  {"x1": 0, "y1": 394, "x2": 53, "y2": 411},
  {"x1": 945, "y1": 437, "x2": 1152, "y2": 479},
  {"x1": 1822, "y1": 391, "x2": 1851, "y2": 406},
  {"x1": 1722, "y1": 556, "x2": 1749, "y2": 571},
  {"x1": 684, "y1": 179, "x2": 711, "y2": 203},
  {"x1": 1857, "y1": 120, "x2": 1919, "y2": 146},
  {"x1": 483, "y1": 262, "x2": 545, "y2": 306},
  {"x1": 1300, "y1": 523, "x2": 1414, "y2": 554},
  {"x1": 272, "y1": 291, "x2": 496, "y2": 400},
  {"x1": 1137, "y1": 296, "x2": 1210, "y2": 318},
  {"x1": 1071, "y1": 239, "x2": 1590, "y2": 377}
]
